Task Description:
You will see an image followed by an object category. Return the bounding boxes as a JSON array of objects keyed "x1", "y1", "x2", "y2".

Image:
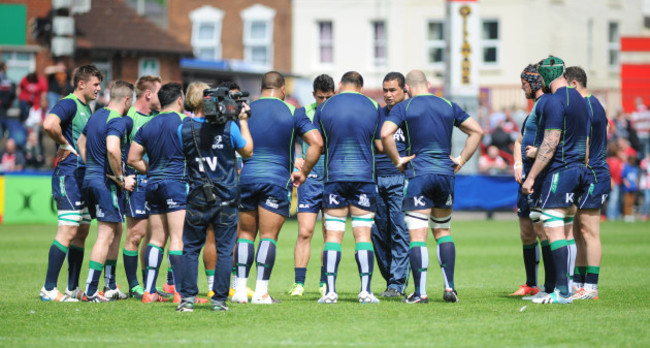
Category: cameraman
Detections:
[{"x1": 176, "y1": 82, "x2": 253, "y2": 312}]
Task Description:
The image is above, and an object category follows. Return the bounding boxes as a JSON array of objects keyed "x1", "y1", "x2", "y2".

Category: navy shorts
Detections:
[
  {"x1": 84, "y1": 179, "x2": 125, "y2": 223},
  {"x1": 239, "y1": 183, "x2": 292, "y2": 217},
  {"x1": 322, "y1": 181, "x2": 377, "y2": 212},
  {"x1": 126, "y1": 174, "x2": 148, "y2": 219},
  {"x1": 517, "y1": 187, "x2": 532, "y2": 218},
  {"x1": 578, "y1": 168, "x2": 611, "y2": 210},
  {"x1": 402, "y1": 174, "x2": 454, "y2": 211},
  {"x1": 297, "y1": 177, "x2": 323, "y2": 213},
  {"x1": 145, "y1": 180, "x2": 188, "y2": 215},
  {"x1": 52, "y1": 166, "x2": 85, "y2": 211},
  {"x1": 538, "y1": 165, "x2": 590, "y2": 209}
]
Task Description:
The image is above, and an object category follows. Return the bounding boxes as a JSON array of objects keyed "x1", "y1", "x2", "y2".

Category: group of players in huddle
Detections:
[{"x1": 37, "y1": 54, "x2": 604, "y2": 312}]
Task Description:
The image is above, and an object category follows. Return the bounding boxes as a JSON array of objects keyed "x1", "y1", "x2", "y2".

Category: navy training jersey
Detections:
[
  {"x1": 83, "y1": 108, "x2": 131, "y2": 181},
  {"x1": 375, "y1": 104, "x2": 407, "y2": 176},
  {"x1": 585, "y1": 95, "x2": 609, "y2": 174},
  {"x1": 133, "y1": 111, "x2": 187, "y2": 183},
  {"x1": 298, "y1": 103, "x2": 325, "y2": 179},
  {"x1": 239, "y1": 97, "x2": 316, "y2": 189},
  {"x1": 178, "y1": 118, "x2": 246, "y2": 201},
  {"x1": 386, "y1": 94, "x2": 470, "y2": 178},
  {"x1": 313, "y1": 91, "x2": 381, "y2": 183},
  {"x1": 520, "y1": 94, "x2": 549, "y2": 175},
  {"x1": 49, "y1": 93, "x2": 93, "y2": 171},
  {"x1": 540, "y1": 87, "x2": 590, "y2": 172}
]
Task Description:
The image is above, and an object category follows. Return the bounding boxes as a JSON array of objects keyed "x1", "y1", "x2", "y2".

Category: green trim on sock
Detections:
[
  {"x1": 586, "y1": 266, "x2": 600, "y2": 274},
  {"x1": 540, "y1": 240, "x2": 550, "y2": 247},
  {"x1": 69, "y1": 245, "x2": 84, "y2": 252},
  {"x1": 410, "y1": 241, "x2": 427, "y2": 248},
  {"x1": 575, "y1": 266, "x2": 587, "y2": 275},
  {"x1": 351, "y1": 216, "x2": 374, "y2": 222},
  {"x1": 324, "y1": 242, "x2": 342, "y2": 252},
  {"x1": 123, "y1": 248, "x2": 138, "y2": 257},
  {"x1": 89, "y1": 261, "x2": 104, "y2": 271},
  {"x1": 169, "y1": 250, "x2": 183, "y2": 256},
  {"x1": 52, "y1": 240, "x2": 68, "y2": 253},
  {"x1": 205, "y1": 269, "x2": 215, "y2": 276},
  {"x1": 326, "y1": 216, "x2": 347, "y2": 223},
  {"x1": 105, "y1": 259, "x2": 117, "y2": 266},
  {"x1": 355, "y1": 242, "x2": 374, "y2": 251},
  {"x1": 261, "y1": 238, "x2": 277, "y2": 246},
  {"x1": 549, "y1": 240, "x2": 568, "y2": 251},
  {"x1": 231, "y1": 267, "x2": 236, "y2": 274},
  {"x1": 237, "y1": 238, "x2": 254, "y2": 244},
  {"x1": 436, "y1": 235, "x2": 454, "y2": 244},
  {"x1": 147, "y1": 243, "x2": 163, "y2": 252},
  {"x1": 566, "y1": 239, "x2": 576, "y2": 245},
  {"x1": 523, "y1": 242, "x2": 538, "y2": 249}
]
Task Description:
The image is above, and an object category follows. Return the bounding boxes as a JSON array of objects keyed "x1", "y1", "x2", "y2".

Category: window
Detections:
[
  {"x1": 71, "y1": 0, "x2": 91, "y2": 14},
  {"x1": 190, "y1": 6, "x2": 224, "y2": 61},
  {"x1": 139, "y1": 58, "x2": 160, "y2": 77},
  {"x1": 587, "y1": 18, "x2": 593, "y2": 68},
  {"x1": 241, "y1": 4, "x2": 276, "y2": 68},
  {"x1": 318, "y1": 21, "x2": 333, "y2": 64},
  {"x1": 372, "y1": 21, "x2": 386, "y2": 66},
  {"x1": 92, "y1": 59, "x2": 112, "y2": 89},
  {"x1": 427, "y1": 20, "x2": 445, "y2": 66},
  {"x1": 481, "y1": 19, "x2": 499, "y2": 66},
  {"x1": 608, "y1": 21, "x2": 620, "y2": 69},
  {"x1": 1, "y1": 51, "x2": 35, "y2": 84}
]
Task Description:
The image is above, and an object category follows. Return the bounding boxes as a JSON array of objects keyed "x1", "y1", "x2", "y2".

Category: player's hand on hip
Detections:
[
  {"x1": 395, "y1": 155, "x2": 415, "y2": 173},
  {"x1": 291, "y1": 171, "x2": 307, "y2": 187},
  {"x1": 450, "y1": 155, "x2": 464, "y2": 173},
  {"x1": 56, "y1": 144, "x2": 77, "y2": 162},
  {"x1": 124, "y1": 175, "x2": 136, "y2": 192}
]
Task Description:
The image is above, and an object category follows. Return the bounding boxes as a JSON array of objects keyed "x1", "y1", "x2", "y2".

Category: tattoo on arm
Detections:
[{"x1": 528, "y1": 129, "x2": 561, "y2": 178}]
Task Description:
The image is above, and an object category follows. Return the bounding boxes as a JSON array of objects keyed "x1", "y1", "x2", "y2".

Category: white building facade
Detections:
[{"x1": 292, "y1": 0, "x2": 647, "y2": 114}]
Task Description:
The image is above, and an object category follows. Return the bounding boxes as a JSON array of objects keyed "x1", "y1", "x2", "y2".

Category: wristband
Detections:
[
  {"x1": 514, "y1": 161, "x2": 523, "y2": 170},
  {"x1": 455, "y1": 156, "x2": 465, "y2": 166}
]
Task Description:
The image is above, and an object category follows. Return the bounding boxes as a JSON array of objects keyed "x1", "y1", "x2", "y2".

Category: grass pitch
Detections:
[{"x1": 1, "y1": 219, "x2": 649, "y2": 347}]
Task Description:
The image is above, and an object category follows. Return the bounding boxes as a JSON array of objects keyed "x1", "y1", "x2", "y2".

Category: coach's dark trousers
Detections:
[
  {"x1": 180, "y1": 192, "x2": 237, "y2": 302},
  {"x1": 371, "y1": 174, "x2": 410, "y2": 293}
]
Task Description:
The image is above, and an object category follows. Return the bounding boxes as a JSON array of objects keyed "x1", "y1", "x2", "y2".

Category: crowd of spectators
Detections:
[{"x1": 0, "y1": 62, "x2": 72, "y2": 172}]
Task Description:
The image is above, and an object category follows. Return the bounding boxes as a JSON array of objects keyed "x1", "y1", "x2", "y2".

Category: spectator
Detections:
[
  {"x1": 1, "y1": 138, "x2": 25, "y2": 171},
  {"x1": 44, "y1": 63, "x2": 71, "y2": 112},
  {"x1": 488, "y1": 108, "x2": 506, "y2": 132},
  {"x1": 26, "y1": 94, "x2": 47, "y2": 134},
  {"x1": 490, "y1": 120, "x2": 514, "y2": 154},
  {"x1": 24, "y1": 131, "x2": 45, "y2": 169},
  {"x1": 478, "y1": 145, "x2": 508, "y2": 175},
  {"x1": 631, "y1": 97, "x2": 650, "y2": 157},
  {"x1": 613, "y1": 110, "x2": 641, "y2": 155},
  {"x1": 622, "y1": 154, "x2": 640, "y2": 222},
  {"x1": 640, "y1": 153, "x2": 650, "y2": 222},
  {"x1": 606, "y1": 143, "x2": 623, "y2": 221},
  {"x1": 17, "y1": 72, "x2": 47, "y2": 122},
  {"x1": 0, "y1": 61, "x2": 16, "y2": 136}
]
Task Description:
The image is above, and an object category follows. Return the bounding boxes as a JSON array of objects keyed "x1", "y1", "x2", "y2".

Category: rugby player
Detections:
[
  {"x1": 231, "y1": 71, "x2": 322, "y2": 304},
  {"x1": 381, "y1": 69, "x2": 483, "y2": 304},
  {"x1": 510, "y1": 65, "x2": 556, "y2": 299},
  {"x1": 565, "y1": 66, "x2": 608, "y2": 300},
  {"x1": 372, "y1": 72, "x2": 410, "y2": 298},
  {"x1": 313, "y1": 71, "x2": 382, "y2": 304},
  {"x1": 40, "y1": 65, "x2": 103, "y2": 302},
  {"x1": 176, "y1": 82, "x2": 253, "y2": 312},
  {"x1": 289, "y1": 74, "x2": 335, "y2": 297},
  {"x1": 77, "y1": 80, "x2": 135, "y2": 302},
  {"x1": 522, "y1": 56, "x2": 591, "y2": 304},
  {"x1": 128, "y1": 82, "x2": 188, "y2": 303},
  {"x1": 122, "y1": 75, "x2": 162, "y2": 299}
]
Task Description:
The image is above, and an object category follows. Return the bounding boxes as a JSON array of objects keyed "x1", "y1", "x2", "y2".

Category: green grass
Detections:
[{"x1": 1, "y1": 219, "x2": 649, "y2": 347}]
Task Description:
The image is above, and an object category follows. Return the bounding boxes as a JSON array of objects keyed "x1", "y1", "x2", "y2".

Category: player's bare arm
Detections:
[
  {"x1": 454, "y1": 117, "x2": 483, "y2": 173},
  {"x1": 127, "y1": 141, "x2": 148, "y2": 174},
  {"x1": 106, "y1": 135, "x2": 133, "y2": 192},
  {"x1": 513, "y1": 134, "x2": 523, "y2": 184},
  {"x1": 381, "y1": 120, "x2": 414, "y2": 172},
  {"x1": 292, "y1": 129, "x2": 323, "y2": 187},
  {"x1": 522, "y1": 129, "x2": 561, "y2": 194},
  {"x1": 237, "y1": 103, "x2": 254, "y2": 158},
  {"x1": 77, "y1": 133, "x2": 87, "y2": 164},
  {"x1": 44, "y1": 113, "x2": 77, "y2": 162}
]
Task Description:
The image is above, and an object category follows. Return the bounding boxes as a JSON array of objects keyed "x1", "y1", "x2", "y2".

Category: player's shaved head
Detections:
[
  {"x1": 135, "y1": 75, "x2": 162, "y2": 99},
  {"x1": 110, "y1": 80, "x2": 134, "y2": 101},
  {"x1": 340, "y1": 71, "x2": 364, "y2": 88},
  {"x1": 261, "y1": 71, "x2": 285, "y2": 90},
  {"x1": 405, "y1": 70, "x2": 428, "y2": 88}
]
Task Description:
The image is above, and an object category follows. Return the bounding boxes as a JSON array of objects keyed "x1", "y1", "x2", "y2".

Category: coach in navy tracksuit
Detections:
[
  {"x1": 372, "y1": 72, "x2": 410, "y2": 297},
  {"x1": 176, "y1": 82, "x2": 253, "y2": 312}
]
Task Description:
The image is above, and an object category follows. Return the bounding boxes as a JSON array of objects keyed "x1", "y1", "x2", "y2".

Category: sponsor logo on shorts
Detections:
[
  {"x1": 565, "y1": 193, "x2": 574, "y2": 204},
  {"x1": 145, "y1": 202, "x2": 150, "y2": 212},
  {"x1": 266, "y1": 197, "x2": 279, "y2": 209},
  {"x1": 96, "y1": 205, "x2": 104, "y2": 218},
  {"x1": 167, "y1": 199, "x2": 179, "y2": 208},
  {"x1": 445, "y1": 195, "x2": 453, "y2": 206},
  {"x1": 413, "y1": 196, "x2": 425, "y2": 207},
  {"x1": 136, "y1": 209, "x2": 146, "y2": 215},
  {"x1": 298, "y1": 203, "x2": 310, "y2": 209},
  {"x1": 358, "y1": 194, "x2": 370, "y2": 207},
  {"x1": 329, "y1": 194, "x2": 339, "y2": 205},
  {"x1": 601, "y1": 194, "x2": 608, "y2": 205},
  {"x1": 75, "y1": 201, "x2": 82, "y2": 206}
]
